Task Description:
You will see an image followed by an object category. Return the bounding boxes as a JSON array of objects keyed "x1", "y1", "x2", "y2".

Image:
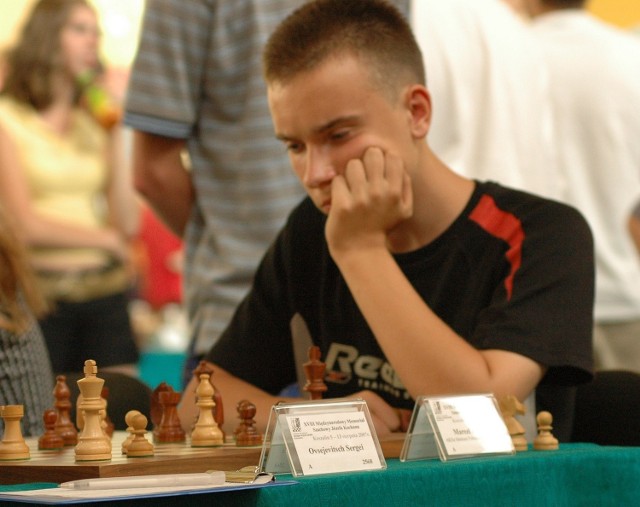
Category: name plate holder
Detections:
[
  {"x1": 400, "y1": 393, "x2": 514, "y2": 462},
  {"x1": 258, "y1": 398, "x2": 386, "y2": 477}
]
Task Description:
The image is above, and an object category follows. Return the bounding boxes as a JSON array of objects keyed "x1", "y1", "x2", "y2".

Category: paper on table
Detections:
[
  {"x1": 0, "y1": 473, "x2": 276, "y2": 502},
  {"x1": 60, "y1": 471, "x2": 226, "y2": 490}
]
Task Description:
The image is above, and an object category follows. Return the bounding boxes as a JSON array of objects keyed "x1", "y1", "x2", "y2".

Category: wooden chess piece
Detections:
[
  {"x1": 126, "y1": 413, "x2": 155, "y2": 458},
  {"x1": 75, "y1": 359, "x2": 112, "y2": 461},
  {"x1": 234, "y1": 399, "x2": 250, "y2": 437},
  {"x1": 155, "y1": 389, "x2": 186, "y2": 443},
  {"x1": 235, "y1": 400, "x2": 262, "y2": 447},
  {"x1": 192, "y1": 361, "x2": 225, "y2": 437},
  {"x1": 53, "y1": 375, "x2": 77, "y2": 446},
  {"x1": 121, "y1": 410, "x2": 141, "y2": 455},
  {"x1": 191, "y1": 373, "x2": 224, "y2": 447},
  {"x1": 0, "y1": 405, "x2": 30, "y2": 460},
  {"x1": 303, "y1": 345, "x2": 328, "y2": 400},
  {"x1": 150, "y1": 381, "x2": 172, "y2": 433},
  {"x1": 38, "y1": 409, "x2": 65, "y2": 451},
  {"x1": 534, "y1": 410, "x2": 559, "y2": 451},
  {"x1": 76, "y1": 387, "x2": 111, "y2": 435},
  {"x1": 498, "y1": 395, "x2": 528, "y2": 452}
]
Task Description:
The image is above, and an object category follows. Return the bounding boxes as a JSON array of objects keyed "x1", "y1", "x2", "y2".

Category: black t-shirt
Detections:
[{"x1": 207, "y1": 181, "x2": 594, "y2": 440}]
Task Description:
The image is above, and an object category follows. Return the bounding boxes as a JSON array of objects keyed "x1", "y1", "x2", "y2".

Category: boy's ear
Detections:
[{"x1": 405, "y1": 85, "x2": 431, "y2": 138}]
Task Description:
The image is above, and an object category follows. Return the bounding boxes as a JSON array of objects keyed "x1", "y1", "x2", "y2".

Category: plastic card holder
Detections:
[
  {"x1": 400, "y1": 394, "x2": 515, "y2": 462},
  {"x1": 259, "y1": 398, "x2": 386, "y2": 477}
]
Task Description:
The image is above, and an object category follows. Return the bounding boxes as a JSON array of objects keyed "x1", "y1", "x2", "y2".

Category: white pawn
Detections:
[
  {"x1": 0, "y1": 405, "x2": 30, "y2": 460},
  {"x1": 534, "y1": 411, "x2": 559, "y2": 451},
  {"x1": 126, "y1": 413, "x2": 154, "y2": 458},
  {"x1": 121, "y1": 410, "x2": 141, "y2": 455},
  {"x1": 191, "y1": 373, "x2": 224, "y2": 447}
]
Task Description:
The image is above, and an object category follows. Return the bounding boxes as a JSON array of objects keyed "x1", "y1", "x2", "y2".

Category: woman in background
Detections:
[
  {"x1": 0, "y1": 0, "x2": 139, "y2": 376},
  {"x1": 0, "y1": 203, "x2": 54, "y2": 436}
]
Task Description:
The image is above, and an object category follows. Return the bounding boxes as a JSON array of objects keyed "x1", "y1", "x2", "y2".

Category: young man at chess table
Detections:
[{"x1": 179, "y1": 0, "x2": 594, "y2": 443}]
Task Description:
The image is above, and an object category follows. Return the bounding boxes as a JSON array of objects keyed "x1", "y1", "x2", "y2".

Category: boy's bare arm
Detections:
[{"x1": 326, "y1": 148, "x2": 545, "y2": 403}]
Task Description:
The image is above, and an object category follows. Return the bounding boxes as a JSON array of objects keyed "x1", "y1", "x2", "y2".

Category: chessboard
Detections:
[
  {"x1": 1, "y1": 350, "x2": 409, "y2": 486},
  {"x1": 0, "y1": 432, "x2": 262, "y2": 485},
  {"x1": 0, "y1": 433, "x2": 406, "y2": 485}
]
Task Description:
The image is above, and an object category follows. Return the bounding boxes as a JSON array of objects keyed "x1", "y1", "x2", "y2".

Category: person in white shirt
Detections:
[
  {"x1": 526, "y1": 0, "x2": 640, "y2": 373},
  {"x1": 411, "y1": 0, "x2": 561, "y2": 200}
]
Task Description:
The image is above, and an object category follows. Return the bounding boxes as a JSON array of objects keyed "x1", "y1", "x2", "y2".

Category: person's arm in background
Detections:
[
  {"x1": 629, "y1": 201, "x2": 640, "y2": 257},
  {"x1": 131, "y1": 131, "x2": 194, "y2": 237},
  {"x1": 124, "y1": 0, "x2": 203, "y2": 238}
]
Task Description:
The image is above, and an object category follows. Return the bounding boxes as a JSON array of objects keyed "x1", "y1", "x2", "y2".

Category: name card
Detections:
[
  {"x1": 400, "y1": 394, "x2": 514, "y2": 462},
  {"x1": 259, "y1": 398, "x2": 386, "y2": 477}
]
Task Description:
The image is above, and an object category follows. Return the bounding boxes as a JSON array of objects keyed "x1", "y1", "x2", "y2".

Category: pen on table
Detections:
[{"x1": 59, "y1": 470, "x2": 226, "y2": 490}]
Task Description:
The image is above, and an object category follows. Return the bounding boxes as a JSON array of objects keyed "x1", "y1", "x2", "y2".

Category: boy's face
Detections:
[{"x1": 268, "y1": 55, "x2": 420, "y2": 215}]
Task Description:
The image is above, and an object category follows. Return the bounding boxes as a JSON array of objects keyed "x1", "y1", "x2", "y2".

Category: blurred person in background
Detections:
[
  {"x1": 0, "y1": 202, "x2": 54, "y2": 437},
  {"x1": 526, "y1": 0, "x2": 640, "y2": 373},
  {"x1": 124, "y1": 0, "x2": 305, "y2": 386},
  {"x1": 411, "y1": 0, "x2": 560, "y2": 200},
  {"x1": 0, "y1": 0, "x2": 139, "y2": 376}
]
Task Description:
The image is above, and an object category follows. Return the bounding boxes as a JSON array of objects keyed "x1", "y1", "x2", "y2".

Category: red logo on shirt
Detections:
[{"x1": 469, "y1": 194, "x2": 524, "y2": 301}]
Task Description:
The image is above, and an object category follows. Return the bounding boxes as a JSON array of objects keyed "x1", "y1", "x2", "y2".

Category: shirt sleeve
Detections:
[{"x1": 123, "y1": 0, "x2": 212, "y2": 138}]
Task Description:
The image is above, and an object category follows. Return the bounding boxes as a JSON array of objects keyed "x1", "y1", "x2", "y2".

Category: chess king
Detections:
[
  {"x1": 75, "y1": 360, "x2": 111, "y2": 461},
  {"x1": 177, "y1": 0, "x2": 594, "y2": 441}
]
